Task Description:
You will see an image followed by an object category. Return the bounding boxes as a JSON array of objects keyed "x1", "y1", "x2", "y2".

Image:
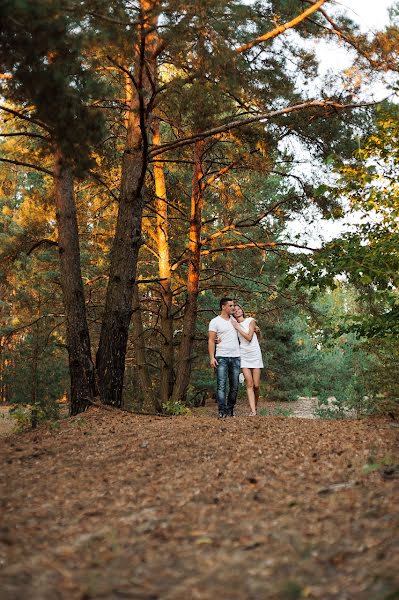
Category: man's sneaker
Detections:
[
  {"x1": 227, "y1": 411, "x2": 236, "y2": 417},
  {"x1": 218, "y1": 411, "x2": 227, "y2": 419}
]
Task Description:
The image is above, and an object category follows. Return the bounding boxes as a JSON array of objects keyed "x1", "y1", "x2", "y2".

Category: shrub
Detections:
[
  {"x1": 9, "y1": 401, "x2": 60, "y2": 431},
  {"x1": 161, "y1": 399, "x2": 191, "y2": 416}
]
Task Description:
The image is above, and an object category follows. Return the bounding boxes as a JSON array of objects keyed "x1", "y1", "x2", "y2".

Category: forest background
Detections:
[{"x1": 0, "y1": 0, "x2": 398, "y2": 422}]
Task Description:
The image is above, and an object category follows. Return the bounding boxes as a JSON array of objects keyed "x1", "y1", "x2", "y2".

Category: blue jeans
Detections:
[{"x1": 216, "y1": 357, "x2": 241, "y2": 415}]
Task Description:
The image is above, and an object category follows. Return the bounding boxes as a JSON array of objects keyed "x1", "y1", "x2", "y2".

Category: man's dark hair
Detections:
[{"x1": 220, "y1": 297, "x2": 233, "y2": 310}]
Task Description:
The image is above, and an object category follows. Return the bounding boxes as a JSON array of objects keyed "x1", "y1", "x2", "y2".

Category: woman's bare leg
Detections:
[
  {"x1": 252, "y1": 368, "x2": 261, "y2": 411},
  {"x1": 242, "y1": 368, "x2": 256, "y2": 414}
]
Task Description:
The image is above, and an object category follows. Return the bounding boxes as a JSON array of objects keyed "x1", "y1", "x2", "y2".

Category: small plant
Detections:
[
  {"x1": 281, "y1": 580, "x2": 304, "y2": 600},
  {"x1": 362, "y1": 452, "x2": 397, "y2": 475},
  {"x1": 9, "y1": 401, "x2": 60, "y2": 431},
  {"x1": 315, "y1": 393, "x2": 355, "y2": 419},
  {"x1": 9, "y1": 405, "x2": 33, "y2": 432},
  {"x1": 48, "y1": 420, "x2": 61, "y2": 432},
  {"x1": 71, "y1": 417, "x2": 86, "y2": 428},
  {"x1": 161, "y1": 399, "x2": 191, "y2": 416}
]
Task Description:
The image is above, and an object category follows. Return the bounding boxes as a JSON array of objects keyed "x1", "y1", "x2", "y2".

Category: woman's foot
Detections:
[{"x1": 248, "y1": 411, "x2": 257, "y2": 416}]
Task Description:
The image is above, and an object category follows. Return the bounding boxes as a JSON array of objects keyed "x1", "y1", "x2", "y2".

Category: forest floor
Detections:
[{"x1": 0, "y1": 401, "x2": 398, "y2": 600}]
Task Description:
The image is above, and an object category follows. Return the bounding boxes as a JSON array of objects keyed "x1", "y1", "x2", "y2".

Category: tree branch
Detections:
[
  {"x1": 137, "y1": 277, "x2": 168, "y2": 284},
  {"x1": 26, "y1": 239, "x2": 58, "y2": 255},
  {"x1": 3, "y1": 314, "x2": 65, "y2": 341},
  {"x1": 171, "y1": 241, "x2": 317, "y2": 270},
  {"x1": 236, "y1": 0, "x2": 328, "y2": 53},
  {"x1": 82, "y1": 274, "x2": 167, "y2": 286},
  {"x1": 200, "y1": 196, "x2": 306, "y2": 248},
  {"x1": 89, "y1": 171, "x2": 119, "y2": 202},
  {"x1": 305, "y1": 1, "x2": 388, "y2": 70},
  {"x1": 0, "y1": 157, "x2": 52, "y2": 176},
  {"x1": 235, "y1": 197, "x2": 298, "y2": 227},
  {"x1": 149, "y1": 99, "x2": 379, "y2": 158},
  {"x1": 0, "y1": 105, "x2": 51, "y2": 132},
  {"x1": 202, "y1": 149, "x2": 259, "y2": 190},
  {"x1": 0, "y1": 131, "x2": 47, "y2": 140},
  {"x1": 200, "y1": 242, "x2": 317, "y2": 256},
  {"x1": 106, "y1": 56, "x2": 138, "y2": 91}
]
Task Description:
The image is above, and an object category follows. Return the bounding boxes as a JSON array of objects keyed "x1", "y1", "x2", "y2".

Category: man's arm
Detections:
[{"x1": 208, "y1": 331, "x2": 218, "y2": 368}]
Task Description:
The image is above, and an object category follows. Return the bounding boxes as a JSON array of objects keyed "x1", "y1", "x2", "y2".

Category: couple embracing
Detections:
[{"x1": 208, "y1": 297, "x2": 264, "y2": 418}]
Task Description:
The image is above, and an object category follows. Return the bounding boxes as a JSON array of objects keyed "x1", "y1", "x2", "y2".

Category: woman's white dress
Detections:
[{"x1": 238, "y1": 317, "x2": 264, "y2": 368}]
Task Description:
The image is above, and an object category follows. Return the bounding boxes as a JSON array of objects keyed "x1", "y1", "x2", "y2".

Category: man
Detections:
[{"x1": 208, "y1": 297, "x2": 241, "y2": 418}]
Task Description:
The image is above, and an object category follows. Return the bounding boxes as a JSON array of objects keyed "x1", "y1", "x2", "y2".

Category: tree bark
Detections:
[
  {"x1": 31, "y1": 304, "x2": 40, "y2": 407},
  {"x1": 172, "y1": 140, "x2": 205, "y2": 402},
  {"x1": 96, "y1": 0, "x2": 158, "y2": 407},
  {"x1": 53, "y1": 148, "x2": 97, "y2": 416},
  {"x1": 0, "y1": 337, "x2": 10, "y2": 404},
  {"x1": 153, "y1": 118, "x2": 174, "y2": 404},
  {"x1": 95, "y1": 148, "x2": 146, "y2": 406},
  {"x1": 131, "y1": 284, "x2": 159, "y2": 411}
]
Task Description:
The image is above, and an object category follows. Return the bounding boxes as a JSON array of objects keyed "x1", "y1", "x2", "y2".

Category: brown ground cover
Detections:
[{"x1": 0, "y1": 405, "x2": 398, "y2": 600}]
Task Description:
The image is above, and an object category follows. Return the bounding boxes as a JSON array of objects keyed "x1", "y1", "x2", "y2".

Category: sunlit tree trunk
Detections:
[
  {"x1": 152, "y1": 118, "x2": 174, "y2": 404},
  {"x1": 172, "y1": 140, "x2": 205, "y2": 402},
  {"x1": 53, "y1": 148, "x2": 97, "y2": 415},
  {"x1": 96, "y1": 0, "x2": 158, "y2": 407}
]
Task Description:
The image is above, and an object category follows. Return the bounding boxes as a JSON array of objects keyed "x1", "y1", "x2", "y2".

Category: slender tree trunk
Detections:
[
  {"x1": 172, "y1": 140, "x2": 205, "y2": 402},
  {"x1": 31, "y1": 304, "x2": 40, "y2": 406},
  {"x1": 53, "y1": 148, "x2": 97, "y2": 415},
  {"x1": 131, "y1": 284, "x2": 159, "y2": 411},
  {"x1": 153, "y1": 118, "x2": 174, "y2": 403},
  {"x1": 96, "y1": 0, "x2": 158, "y2": 407},
  {"x1": 0, "y1": 338, "x2": 8, "y2": 404}
]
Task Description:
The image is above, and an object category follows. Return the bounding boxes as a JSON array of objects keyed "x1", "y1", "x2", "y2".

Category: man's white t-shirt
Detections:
[{"x1": 208, "y1": 316, "x2": 240, "y2": 357}]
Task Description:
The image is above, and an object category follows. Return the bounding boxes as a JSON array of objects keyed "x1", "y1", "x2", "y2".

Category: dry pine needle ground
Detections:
[{"x1": 0, "y1": 407, "x2": 398, "y2": 600}]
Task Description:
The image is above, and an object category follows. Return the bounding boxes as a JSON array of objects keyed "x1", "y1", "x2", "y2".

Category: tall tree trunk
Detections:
[
  {"x1": 172, "y1": 140, "x2": 205, "y2": 402},
  {"x1": 153, "y1": 118, "x2": 174, "y2": 404},
  {"x1": 96, "y1": 0, "x2": 158, "y2": 407},
  {"x1": 95, "y1": 145, "x2": 146, "y2": 407},
  {"x1": 53, "y1": 148, "x2": 97, "y2": 416},
  {"x1": 131, "y1": 284, "x2": 160, "y2": 411},
  {"x1": 0, "y1": 337, "x2": 9, "y2": 404},
  {"x1": 31, "y1": 302, "x2": 40, "y2": 406}
]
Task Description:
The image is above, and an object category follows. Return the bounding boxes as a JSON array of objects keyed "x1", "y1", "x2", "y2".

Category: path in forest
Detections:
[
  {"x1": 1, "y1": 407, "x2": 398, "y2": 600},
  {"x1": 194, "y1": 396, "x2": 318, "y2": 419},
  {"x1": 0, "y1": 397, "x2": 319, "y2": 441}
]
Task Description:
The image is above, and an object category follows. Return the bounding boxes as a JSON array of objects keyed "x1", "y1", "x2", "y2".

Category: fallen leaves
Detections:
[{"x1": 0, "y1": 407, "x2": 398, "y2": 599}]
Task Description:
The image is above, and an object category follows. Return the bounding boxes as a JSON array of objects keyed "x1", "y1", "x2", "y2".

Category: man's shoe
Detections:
[
  {"x1": 226, "y1": 410, "x2": 236, "y2": 417},
  {"x1": 218, "y1": 411, "x2": 227, "y2": 419}
]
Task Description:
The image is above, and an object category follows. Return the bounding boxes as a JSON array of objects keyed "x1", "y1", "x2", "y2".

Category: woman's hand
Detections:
[{"x1": 230, "y1": 317, "x2": 240, "y2": 330}]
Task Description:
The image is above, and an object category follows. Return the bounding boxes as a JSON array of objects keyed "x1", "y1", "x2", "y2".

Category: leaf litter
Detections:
[{"x1": 0, "y1": 406, "x2": 398, "y2": 599}]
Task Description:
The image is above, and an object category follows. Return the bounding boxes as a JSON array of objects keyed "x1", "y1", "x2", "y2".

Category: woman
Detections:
[{"x1": 232, "y1": 303, "x2": 264, "y2": 416}]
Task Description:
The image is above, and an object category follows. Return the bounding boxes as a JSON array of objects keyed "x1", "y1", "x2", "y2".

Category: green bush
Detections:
[
  {"x1": 9, "y1": 401, "x2": 60, "y2": 431},
  {"x1": 161, "y1": 399, "x2": 191, "y2": 416}
]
